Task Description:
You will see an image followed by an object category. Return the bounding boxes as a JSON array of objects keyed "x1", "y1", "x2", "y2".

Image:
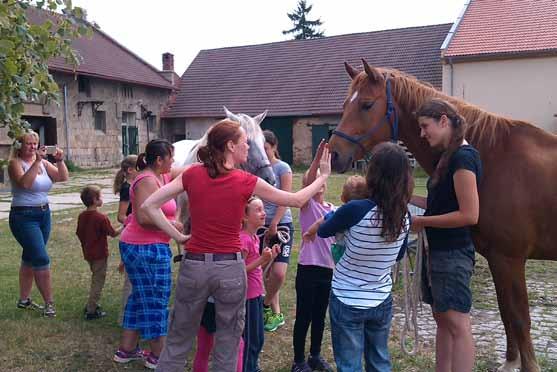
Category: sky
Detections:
[{"x1": 71, "y1": 0, "x2": 466, "y2": 75}]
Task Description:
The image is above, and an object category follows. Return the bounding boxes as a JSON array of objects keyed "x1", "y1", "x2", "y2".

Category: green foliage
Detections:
[
  {"x1": 0, "y1": 0, "x2": 91, "y2": 143},
  {"x1": 64, "y1": 159, "x2": 82, "y2": 172},
  {"x1": 282, "y1": 0, "x2": 324, "y2": 40}
]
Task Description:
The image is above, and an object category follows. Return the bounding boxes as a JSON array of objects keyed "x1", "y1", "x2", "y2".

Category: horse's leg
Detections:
[{"x1": 487, "y1": 254, "x2": 539, "y2": 372}]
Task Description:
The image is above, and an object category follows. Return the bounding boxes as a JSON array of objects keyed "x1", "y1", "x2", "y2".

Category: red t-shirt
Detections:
[
  {"x1": 76, "y1": 210, "x2": 116, "y2": 261},
  {"x1": 182, "y1": 164, "x2": 258, "y2": 253}
]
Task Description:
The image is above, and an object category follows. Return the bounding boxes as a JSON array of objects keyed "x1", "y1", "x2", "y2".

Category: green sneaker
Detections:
[
  {"x1": 264, "y1": 312, "x2": 285, "y2": 332},
  {"x1": 263, "y1": 306, "x2": 272, "y2": 324}
]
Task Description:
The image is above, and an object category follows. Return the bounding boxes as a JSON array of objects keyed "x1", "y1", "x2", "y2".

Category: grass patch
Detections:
[{"x1": 1, "y1": 172, "x2": 556, "y2": 371}]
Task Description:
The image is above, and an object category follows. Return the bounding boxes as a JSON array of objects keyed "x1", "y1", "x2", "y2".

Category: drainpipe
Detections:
[
  {"x1": 63, "y1": 84, "x2": 71, "y2": 160},
  {"x1": 449, "y1": 58, "x2": 455, "y2": 96}
]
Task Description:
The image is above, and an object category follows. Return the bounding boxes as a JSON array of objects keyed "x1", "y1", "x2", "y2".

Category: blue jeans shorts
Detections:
[
  {"x1": 9, "y1": 206, "x2": 51, "y2": 270},
  {"x1": 422, "y1": 244, "x2": 475, "y2": 313}
]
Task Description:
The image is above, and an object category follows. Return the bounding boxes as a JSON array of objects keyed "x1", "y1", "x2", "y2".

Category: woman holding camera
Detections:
[{"x1": 8, "y1": 131, "x2": 68, "y2": 317}]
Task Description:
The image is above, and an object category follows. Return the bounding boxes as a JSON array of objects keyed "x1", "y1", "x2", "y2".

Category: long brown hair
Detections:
[
  {"x1": 263, "y1": 130, "x2": 281, "y2": 159},
  {"x1": 366, "y1": 142, "x2": 413, "y2": 242},
  {"x1": 415, "y1": 98, "x2": 467, "y2": 186},
  {"x1": 136, "y1": 139, "x2": 173, "y2": 171},
  {"x1": 197, "y1": 119, "x2": 242, "y2": 178},
  {"x1": 113, "y1": 155, "x2": 137, "y2": 194}
]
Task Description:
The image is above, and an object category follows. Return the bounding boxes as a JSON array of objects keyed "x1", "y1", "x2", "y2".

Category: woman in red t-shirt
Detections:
[{"x1": 142, "y1": 119, "x2": 331, "y2": 372}]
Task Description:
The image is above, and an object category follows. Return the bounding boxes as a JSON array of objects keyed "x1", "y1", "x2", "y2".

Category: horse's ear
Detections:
[
  {"x1": 361, "y1": 59, "x2": 381, "y2": 83},
  {"x1": 223, "y1": 106, "x2": 240, "y2": 122},
  {"x1": 344, "y1": 62, "x2": 359, "y2": 80},
  {"x1": 253, "y1": 110, "x2": 268, "y2": 125}
]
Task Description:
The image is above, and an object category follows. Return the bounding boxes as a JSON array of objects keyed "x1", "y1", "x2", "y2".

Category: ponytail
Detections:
[
  {"x1": 113, "y1": 154, "x2": 138, "y2": 193},
  {"x1": 136, "y1": 139, "x2": 173, "y2": 171}
]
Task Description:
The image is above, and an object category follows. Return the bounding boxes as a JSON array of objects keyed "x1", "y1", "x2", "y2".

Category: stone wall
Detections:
[
  {"x1": 0, "y1": 72, "x2": 172, "y2": 170},
  {"x1": 292, "y1": 115, "x2": 339, "y2": 165}
]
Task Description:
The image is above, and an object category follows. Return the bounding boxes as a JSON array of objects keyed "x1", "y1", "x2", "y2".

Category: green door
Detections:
[
  {"x1": 261, "y1": 117, "x2": 293, "y2": 165},
  {"x1": 122, "y1": 126, "x2": 139, "y2": 156},
  {"x1": 311, "y1": 124, "x2": 331, "y2": 158}
]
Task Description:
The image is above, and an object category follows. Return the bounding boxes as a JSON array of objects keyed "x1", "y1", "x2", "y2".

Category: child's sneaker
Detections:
[
  {"x1": 263, "y1": 306, "x2": 272, "y2": 323},
  {"x1": 113, "y1": 347, "x2": 145, "y2": 364},
  {"x1": 43, "y1": 302, "x2": 56, "y2": 317},
  {"x1": 85, "y1": 307, "x2": 107, "y2": 320},
  {"x1": 291, "y1": 361, "x2": 312, "y2": 372},
  {"x1": 308, "y1": 354, "x2": 333, "y2": 372},
  {"x1": 17, "y1": 298, "x2": 43, "y2": 311},
  {"x1": 143, "y1": 351, "x2": 159, "y2": 369},
  {"x1": 264, "y1": 312, "x2": 285, "y2": 332}
]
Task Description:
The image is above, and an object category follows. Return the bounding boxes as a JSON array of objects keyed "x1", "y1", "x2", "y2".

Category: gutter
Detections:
[
  {"x1": 63, "y1": 84, "x2": 71, "y2": 160},
  {"x1": 441, "y1": 0, "x2": 471, "y2": 97}
]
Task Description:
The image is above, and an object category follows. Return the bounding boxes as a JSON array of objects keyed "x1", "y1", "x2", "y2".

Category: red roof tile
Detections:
[
  {"x1": 27, "y1": 8, "x2": 173, "y2": 89},
  {"x1": 164, "y1": 24, "x2": 451, "y2": 118},
  {"x1": 444, "y1": 0, "x2": 557, "y2": 58}
]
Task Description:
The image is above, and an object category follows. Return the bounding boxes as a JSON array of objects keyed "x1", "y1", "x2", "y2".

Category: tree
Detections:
[
  {"x1": 282, "y1": 0, "x2": 324, "y2": 40},
  {"x1": 0, "y1": 0, "x2": 90, "y2": 161}
]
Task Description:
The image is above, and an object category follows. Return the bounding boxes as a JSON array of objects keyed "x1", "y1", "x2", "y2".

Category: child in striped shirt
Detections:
[{"x1": 317, "y1": 142, "x2": 412, "y2": 372}]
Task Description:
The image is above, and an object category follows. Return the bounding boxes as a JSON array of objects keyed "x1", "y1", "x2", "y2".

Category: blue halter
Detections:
[{"x1": 332, "y1": 76, "x2": 399, "y2": 153}]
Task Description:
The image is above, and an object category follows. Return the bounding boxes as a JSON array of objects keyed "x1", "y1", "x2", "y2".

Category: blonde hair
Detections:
[
  {"x1": 9, "y1": 131, "x2": 40, "y2": 161},
  {"x1": 341, "y1": 175, "x2": 368, "y2": 203},
  {"x1": 113, "y1": 155, "x2": 138, "y2": 194}
]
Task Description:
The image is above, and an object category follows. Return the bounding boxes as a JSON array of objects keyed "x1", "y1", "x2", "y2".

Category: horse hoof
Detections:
[{"x1": 497, "y1": 356, "x2": 520, "y2": 372}]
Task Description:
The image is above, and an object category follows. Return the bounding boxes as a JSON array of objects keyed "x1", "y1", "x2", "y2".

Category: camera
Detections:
[{"x1": 45, "y1": 146, "x2": 57, "y2": 155}]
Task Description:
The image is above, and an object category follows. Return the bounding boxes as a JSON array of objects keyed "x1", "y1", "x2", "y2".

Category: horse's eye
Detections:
[{"x1": 362, "y1": 101, "x2": 375, "y2": 111}]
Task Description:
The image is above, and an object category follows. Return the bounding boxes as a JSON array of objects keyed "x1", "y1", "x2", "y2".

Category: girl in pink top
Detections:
[{"x1": 292, "y1": 141, "x2": 336, "y2": 372}]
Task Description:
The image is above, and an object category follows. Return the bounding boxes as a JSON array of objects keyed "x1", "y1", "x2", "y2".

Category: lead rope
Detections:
[
  {"x1": 257, "y1": 225, "x2": 291, "y2": 278},
  {"x1": 400, "y1": 230, "x2": 428, "y2": 356}
]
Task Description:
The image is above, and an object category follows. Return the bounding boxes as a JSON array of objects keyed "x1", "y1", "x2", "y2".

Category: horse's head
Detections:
[
  {"x1": 329, "y1": 60, "x2": 398, "y2": 173},
  {"x1": 223, "y1": 107, "x2": 276, "y2": 186}
]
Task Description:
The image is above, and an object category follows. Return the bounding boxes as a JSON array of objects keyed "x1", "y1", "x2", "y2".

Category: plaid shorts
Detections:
[{"x1": 120, "y1": 241, "x2": 172, "y2": 340}]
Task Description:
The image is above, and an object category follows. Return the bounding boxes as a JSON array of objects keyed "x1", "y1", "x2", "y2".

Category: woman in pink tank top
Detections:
[{"x1": 113, "y1": 140, "x2": 185, "y2": 370}]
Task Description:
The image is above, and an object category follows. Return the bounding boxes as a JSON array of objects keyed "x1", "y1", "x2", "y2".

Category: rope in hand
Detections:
[
  {"x1": 257, "y1": 225, "x2": 291, "y2": 278},
  {"x1": 399, "y1": 230, "x2": 427, "y2": 356}
]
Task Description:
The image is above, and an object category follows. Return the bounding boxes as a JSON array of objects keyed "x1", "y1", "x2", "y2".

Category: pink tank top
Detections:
[{"x1": 120, "y1": 172, "x2": 177, "y2": 245}]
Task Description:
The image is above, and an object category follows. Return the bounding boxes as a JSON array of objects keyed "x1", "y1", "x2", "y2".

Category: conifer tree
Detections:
[{"x1": 282, "y1": 0, "x2": 324, "y2": 40}]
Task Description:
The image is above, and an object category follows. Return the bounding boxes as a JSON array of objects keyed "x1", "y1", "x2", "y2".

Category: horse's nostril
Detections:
[{"x1": 331, "y1": 151, "x2": 339, "y2": 163}]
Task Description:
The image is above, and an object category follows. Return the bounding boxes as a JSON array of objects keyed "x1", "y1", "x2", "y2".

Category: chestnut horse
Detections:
[{"x1": 329, "y1": 60, "x2": 557, "y2": 372}]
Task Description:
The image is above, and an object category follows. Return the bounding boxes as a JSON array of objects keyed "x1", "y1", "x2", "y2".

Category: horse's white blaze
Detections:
[{"x1": 350, "y1": 90, "x2": 359, "y2": 103}]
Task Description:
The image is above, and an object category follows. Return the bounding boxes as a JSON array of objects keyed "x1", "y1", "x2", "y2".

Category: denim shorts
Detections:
[
  {"x1": 422, "y1": 244, "x2": 475, "y2": 313},
  {"x1": 9, "y1": 207, "x2": 51, "y2": 270},
  {"x1": 258, "y1": 222, "x2": 294, "y2": 264}
]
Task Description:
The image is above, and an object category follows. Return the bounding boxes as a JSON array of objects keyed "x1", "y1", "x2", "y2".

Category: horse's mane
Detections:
[{"x1": 375, "y1": 68, "x2": 535, "y2": 147}]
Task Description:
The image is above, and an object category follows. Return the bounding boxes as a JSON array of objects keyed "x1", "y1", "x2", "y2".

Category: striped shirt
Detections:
[{"x1": 318, "y1": 199, "x2": 409, "y2": 309}]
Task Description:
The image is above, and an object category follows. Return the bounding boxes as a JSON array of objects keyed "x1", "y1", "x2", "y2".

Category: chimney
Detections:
[{"x1": 162, "y1": 52, "x2": 174, "y2": 71}]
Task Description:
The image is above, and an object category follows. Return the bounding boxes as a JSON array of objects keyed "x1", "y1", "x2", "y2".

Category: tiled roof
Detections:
[
  {"x1": 27, "y1": 8, "x2": 173, "y2": 89},
  {"x1": 444, "y1": 0, "x2": 557, "y2": 58},
  {"x1": 164, "y1": 23, "x2": 451, "y2": 118}
]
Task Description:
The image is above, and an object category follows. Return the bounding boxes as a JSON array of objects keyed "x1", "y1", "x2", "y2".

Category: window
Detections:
[
  {"x1": 78, "y1": 76, "x2": 91, "y2": 97},
  {"x1": 147, "y1": 115, "x2": 156, "y2": 131},
  {"x1": 122, "y1": 111, "x2": 136, "y2": 125},
  {"x1": 121, "y1": 84, "x2": 134, "y2": 98},
  {"x1": 94, "y1": 110, "x2": 106, "y2": 132}
]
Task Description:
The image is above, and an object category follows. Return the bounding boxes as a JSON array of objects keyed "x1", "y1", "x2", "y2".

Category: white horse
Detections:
[{"x1": 172, "y1": 107, "x2": 276, "y2": 233}]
